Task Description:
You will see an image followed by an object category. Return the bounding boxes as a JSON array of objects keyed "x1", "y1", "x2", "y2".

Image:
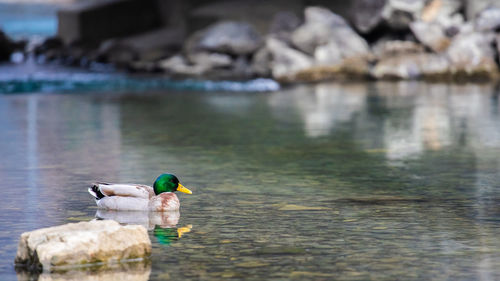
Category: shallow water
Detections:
[{"x1": 1, "y1": 81, "x2": 500, "y2": 280}]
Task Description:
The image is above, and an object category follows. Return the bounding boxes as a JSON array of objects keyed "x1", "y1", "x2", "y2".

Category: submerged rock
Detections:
[{"x1": 15, "y1": 220, "x2": 151, "y2": 272}]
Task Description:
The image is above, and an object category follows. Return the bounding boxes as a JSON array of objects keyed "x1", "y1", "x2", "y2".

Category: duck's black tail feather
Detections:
[{"x1": 88, "y1": 183, "x2": 105, "y2": 200}]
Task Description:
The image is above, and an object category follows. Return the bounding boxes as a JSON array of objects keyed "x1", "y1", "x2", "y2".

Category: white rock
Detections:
[
  {"x1": 372, "y1": 53, "x2": 450, "y2": 79},
  {"x1": 15, "y1": 220, "x2": 151, "y2": 272},
  {"x1": 410, "y1": 21, "x2": 450, "y2": 52},
  {"x1": 266, "y1": 37, "x2": 314, "y2": 81},
  {"x1": 291, "y1": 6, "x2": 370, "y2": 58},
  {"x1": 372, "y1": 40, "x2": 425, "y2": 58},
  {"x1": 446, "y1": 31, "x2": 497, "y2": 74}
]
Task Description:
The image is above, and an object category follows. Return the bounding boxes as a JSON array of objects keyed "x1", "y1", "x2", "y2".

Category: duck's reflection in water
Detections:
[{"x1": 95, "y1": 210, "x2": 192, "y2": 245}]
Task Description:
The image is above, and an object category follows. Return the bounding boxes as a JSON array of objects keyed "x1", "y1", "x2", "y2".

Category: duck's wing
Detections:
[{"x1": 89, "y1": 183, "x2": 154, "y2": 199}]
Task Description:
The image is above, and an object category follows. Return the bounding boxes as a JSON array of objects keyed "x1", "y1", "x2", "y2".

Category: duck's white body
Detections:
[{"x1": 89, "y1": 183, "x2": 180, "y2": 211}]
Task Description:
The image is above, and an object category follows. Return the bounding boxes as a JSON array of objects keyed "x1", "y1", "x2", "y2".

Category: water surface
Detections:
[{"x1": 1, "y1": 81, "x2": 500, "y2": 280}]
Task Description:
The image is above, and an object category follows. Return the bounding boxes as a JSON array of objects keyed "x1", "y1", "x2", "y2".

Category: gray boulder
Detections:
[
  {"x1": 352, "y1": 0, "x2": 426, "y2": 33},
  {"x1": 98, "y1": 39, "x2": 138, "y2": 66},
  {"x1": 351, "y1": 0, "x2": 386, "y2": 34},
  {"x1": 465, "y1": 0, "x2": 500, "y2": 20},
  {"x1": 420, "y1": 0, "x2": 464, "y2": 26},
  {"x1": 15, "y1": 220, "x2": 151, "y2": 272},
  {"x1": 372, "y1": 53, "x2": 450, "y2": 79},
  {"x1": 291, "y1": 6, "x2": 370, "y2": 63},
  {"x1": 410, "y1": 21, "x2": 450, "y2": 52},
  {"x1": 314, "y1": 41, "x2": 343, "y2": 66},
  {"x1": 187, "y1": 52, "x2": 233, "y2": 69},
  {"x1": 352, "y1": 0, "x2": 463, "y2": 34},
  {"x1": 266, "y1": 37, "x2": 314, "y2": 81},
  {"x1": 187, "y1": 21, "x2": 262, "y2": 55},
  {"x1": 268, "y1": 11, "x2": 302, "y2": 43},
  {"x1": 158, "y1": 55, "x2": 207, "y2": 76},
  {"x1": 372, "y1": 40, "x2": 425, "y2": 58},
  {"x1": 475, "y1": 5, "x2": 500, "y2": 31},
  {"x1": 382, "y1": 0, "x2": 426, "y2": 30},
  {"x1": 446, "y1": 31, "x2": 497, "y2": 75},
  {"x1": 251, "y1": 47, "x2": 272, "y2": 77}
]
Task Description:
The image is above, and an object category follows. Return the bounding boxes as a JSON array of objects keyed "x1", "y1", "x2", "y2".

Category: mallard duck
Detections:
[{"x1": 88, "y1": 174, "x2": 192, "y2": 211}]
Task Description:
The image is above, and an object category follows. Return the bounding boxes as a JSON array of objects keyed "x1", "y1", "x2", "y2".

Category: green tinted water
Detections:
[{"x1": 1, "y1": 81, "x2": 500, "y2": 280}]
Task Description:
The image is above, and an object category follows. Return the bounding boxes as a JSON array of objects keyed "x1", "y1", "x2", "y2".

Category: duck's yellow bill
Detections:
[{"x1": 177, "y1": 184, "x2": 192, "y2": 194}]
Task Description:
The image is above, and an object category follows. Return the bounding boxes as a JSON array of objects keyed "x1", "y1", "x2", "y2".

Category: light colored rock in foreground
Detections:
[{"x1": 15, "y1": 220, "x2": 151, "y2": 272}]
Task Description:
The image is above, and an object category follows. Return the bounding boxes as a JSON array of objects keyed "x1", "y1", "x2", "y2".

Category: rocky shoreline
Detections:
[{"x1": 3, "y1": 0, "x2": 500, "y2": 84}]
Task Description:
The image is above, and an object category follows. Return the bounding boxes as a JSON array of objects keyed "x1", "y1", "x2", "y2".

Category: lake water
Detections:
[{"x1": 1, "y1": 81, "x2": 500, "y2": 280}]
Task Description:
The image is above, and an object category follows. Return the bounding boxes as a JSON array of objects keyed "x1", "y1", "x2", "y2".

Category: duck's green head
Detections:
[{"x1": 153, "y1": 174, "x2": 192, "y2": 195}]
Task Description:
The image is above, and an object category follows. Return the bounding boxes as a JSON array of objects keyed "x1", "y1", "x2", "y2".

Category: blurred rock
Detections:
[
  {"x1": 187, "y1": 21, "x2": 262, "y2": 56},
  {"x1": 295, "y1": 57, "x2": 371, "y2": 81},
  {"x1": 159, "y1": 54, "x2": 207, "y2": 76},
  {"x1": 251, "y1": 47, "x2": 272, "y2": 77},
  {"x1": 314, "y1": 41, "x2": 342, "y2": 66},
  {"x1": 128, "y1": 60, "x2": 160, "y2": 73},
  {"x1": 372, "y1": 40, "x2": 425, "y2": 58},
  {"x1": 446, "y1": 31, "x2": 497, "y2": 77},
  {"x1": 33, "y1": 37, "x2": 63, "y2": 56},
  {"x1": 118, "y1": 27, "x2": 185, "y2": 61},
  {"x1": 351, "y1": 0, "x2": 386, "y2": 34},
  {"x1": 188, "y1": 52, "x2": 233, "y2": 69},
  {"x1": 410, "y1": 21, "x2": 450, "y2": 52},
  {"x1": 465, "y1": 0, "x2": 500, "y2": 20},
  {"x1": 98, "y1": 39, "x2": 138, "y2": 67},
  {"x1": 57, "y1": 0, "x2": 162, "y2": 45},
  {"x1": 372, "y1": 53, "x2": 450, "y2": 79},
  {"x1": 187, "y1": 0, "x2": 304, "y2": 35},
  {"x1": 266, "y1": 37, "x2": 314, "y2": 81},
  {"x1": 291, "y1": 6, "x2": 370, "y2": 62},
  {"x1": 420, "y1": 0, "x2": 464, "y2": 25},
  {"x1": 15, "y1": 220, "x2": 151, "y2": 272},
  {"x1": 474, "y1": 5, "x2": 500, "y2": 31},
  {"x1": 268, "y1": 11, "x2": 302, "y2": 43},
  {"x1": 352, "y1": 0, "x2": 427, "y2": 33},
  {"x1": 95, "y1": 27, "x2": 184, "y2": 68},
  {"x1": 0, "y1": 30, "x2": 15, "y2": 61},
  {"x1": 383, "y1": 0, "x2": 427, "y2": 30}
]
